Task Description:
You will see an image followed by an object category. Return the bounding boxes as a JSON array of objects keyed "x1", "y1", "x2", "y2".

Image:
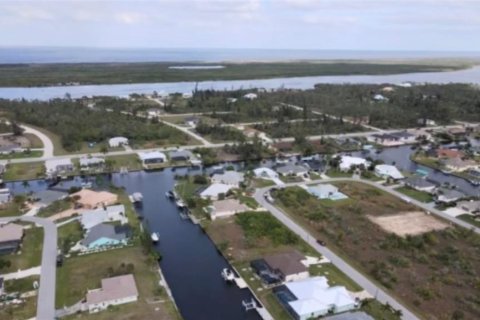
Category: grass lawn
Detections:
[
  {"x1": 105, "y1": 154, "x2": 142, "y2": 171},
  {"x1": 251, "y1": 178, "x2": 275, "y2": 188},
  {"x1": 175, "y1": 178, "x2": 204, "y2": 200},
  {"x1": 0, "y1": 296, "x2": 37, "y2": 320},
  {"x1": 0, "y1": 150, "x2": 43, "y2": 160},
  {"x1": 457, "y1": 214, "x2": 480, "y2": 228},
  {"x1": 0, "y1": 201, "x2": 25, "y2": 217},
  {"x1": 3, "y1": 161, "x2": 45, "y2": 181},
  {"x1": 37, "y1": 199, "x2": 72, "y2": 218},
  {"x1": 308, "y1": 263, "x2": 362, "y2": 292},
  {"x1": 326, "y1": 169, "x2": 353, "y2": 178},
  {"x1": 361, "y1": 299, "x2": 402, "y2": 320},
  {"x1": 58, "y1": 220, "x2": 84, "y2": 253},
  {"x1": 238, "y1": 194, "x2": 259, "y2": 209},
  {"x1": 24, "y1": 133, "x2": 44, "y2": 148},
  {"x1": 56, "y1": 246, "x2": 180, "y2": 320},
  {"x1": 394, "y1": 186, "x2": 433, "y2": 203},
  {"x1": 0, "y1": 227, "x2": 44, "y2": 273},
  {"x1": 5, "y1": 275, "x2": 40, "y2": 293}
]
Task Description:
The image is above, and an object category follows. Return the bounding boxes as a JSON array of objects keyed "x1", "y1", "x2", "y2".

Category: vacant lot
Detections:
[
  {"x1": 3, "y1": 162, "x2": 45, "y2": 181},
  {"x1": 368, "y1": 211, "x2": 449, "y2": 237},
  {"x1": 274, "y1": 182, "x2": 480, "y2": 319}
]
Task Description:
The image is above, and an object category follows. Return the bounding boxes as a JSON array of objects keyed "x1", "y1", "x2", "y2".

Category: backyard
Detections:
[{"x1": 273, "y1": 182, "x2": 480, "y2": 319}]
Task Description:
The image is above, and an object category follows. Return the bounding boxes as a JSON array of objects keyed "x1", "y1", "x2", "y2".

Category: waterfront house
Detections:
[
  {"x1": 0, "y1": 144, "x2": 23, "y2": 155},
  {"x1": 441, "y1": 157, "x2": 477, "y2": 172},
  {"x1": 79, "y1": 156, "x2": 105, "y2": 169},
  {"x1": 372, "y1": 94, "x2": 388, "y2": 102},
  {"x1": 199, "y1": 183, "x2": 233, "y2": 200},
  {"x1": 435, "y1": 188, "x2": 466, "y2": 204},
  {"x1": 80, "y1": 205, "x2": 127, "y2": 230},
  {"x1": 339, "y1": 156, "x2": 368, "y2": 171},
  {"x1": 137, "y1": 151, "x2": 167, "y2": 166},
  {"x1": 169, "y1": 149, "x2": 194, "y2": 162},
  {"x1": 86, "y1": 274, "x2": 138, "y2": 313},
  {"x1": 374, "y1": 164, "x2": 404, "y2": 180},
  {"x1": 367, "y1": 131, "x2": 416, "y2": 146},
  {"x1": 403, "y1": 177, "x2": 436, "y2": 193},
  {"x1": 263, "y1": 250, "x2": 309, "y2": 282},
  {"x1": 276, "y1": 163, "x2": 309, "y2": 177},
  {"x1": 206, "y1": 199, "x2": 249, "y2": 220},
  {"x1": 184, "y1": 116, "x2": 200, "y2": 127},
  {"x1": 302, "y1": 159, "x2": 326, "y2": 172},
  {"x1": 274, "y1": 276, "x2": 357, "y2": 320},
  {"x1": 81, "y1": 223, "x2": 130, "y2": 251},
  {"x1": 108, "y1": 137, "x2": 128, "y2": 148},
  {"x1": 436, "y1": 148, "x2": 464, "y2": 159},
  {"x1": 0, "y1": 223, "x2": 23, "y2": 255},
  {"x1": 71, "y1": 189, "x2": 118, "y2": 209},
  {"x1": 0, "y1": 188, "x2": 11, "y2": 204},
  {"x1": 45, "y1": 158, "x2": 74, "y2": 177},
  {"x1": 211, "y1": 171, "x2": 245, "y2": 187},
  {"x1": 254, "y1": 167, "x2": 279, "y2": 180},
  {"x1": 307, "y1": 184, "x2": 348, "y2": 201},
  {"x1": 456, "y1": 200, "x2": 480, "y2": 215}
]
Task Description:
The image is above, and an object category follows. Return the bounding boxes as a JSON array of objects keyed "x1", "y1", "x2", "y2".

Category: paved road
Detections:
[
  {"x1": 255, "y1": 177, "x2": 480, "y2": 320},
  {"x1": 22, "y1": 124, "x2": 54, "y2": 158},
  {"x1": 0, "y1": 216, "x2": 57, "y2": 320},
  {"x1": 159, "y1": 119, "x2": 213, "y2": 146}
]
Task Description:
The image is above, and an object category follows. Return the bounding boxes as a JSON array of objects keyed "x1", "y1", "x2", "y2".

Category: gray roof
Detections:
[
  {"x1": 276, "y1": 163, "x2": 308, "y2": 175},
  {"x1": 405, "y1": 177, "x2": 436, "y2": 188},
  {"x1": 264, "y1": 250, "x2": 307, "y2": 276},
  {"x1": 324, "y1": 312, "x2": 374, "y2": 320},
  {"x1": 32, "y1": 190, "x2": 68, "y2": 206},
  {"x1": 82, "y1": 223, "x2": 130, "y2": 246},
  {"x1": 437, "y1": 188, "x2": 465, "y2": 200},
  {"x1": 169, "y1": 149, "x2": 193, "y2": 159}
]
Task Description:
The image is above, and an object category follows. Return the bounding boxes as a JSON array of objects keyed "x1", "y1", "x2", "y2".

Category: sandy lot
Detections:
[{"x1": 368, "y1": 211, "x2": 449, "y2": 237}]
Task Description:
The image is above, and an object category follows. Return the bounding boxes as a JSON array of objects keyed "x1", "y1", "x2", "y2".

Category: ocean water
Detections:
[{"x1": 1, "y1": 47, "x2": 480, "y2": 64}]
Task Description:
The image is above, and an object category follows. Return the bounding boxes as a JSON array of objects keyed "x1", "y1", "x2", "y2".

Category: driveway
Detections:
[
  {"x1": 0, "y1": 216, "x2": 57, "y2": 320},
  {"x1": 21, "y1": 124, "x2": 54, "y2": 158}
]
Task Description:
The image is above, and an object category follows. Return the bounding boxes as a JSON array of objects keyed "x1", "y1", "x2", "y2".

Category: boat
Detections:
[
  {"x1": 151, "y1": 232, "x2": 159, "y2": 243},
  {"x1": 165, "y1": 190, "x2": 175, "y2": 199},
  {"x1": 221, "y1": 268, "x2": 236, "y2": 282},
  {"x1": 176, "y1": 200, "x2": 186, "y2": 209},
  {"x1": 129, "y1": 192, "x2": 143, "y2": 203}
]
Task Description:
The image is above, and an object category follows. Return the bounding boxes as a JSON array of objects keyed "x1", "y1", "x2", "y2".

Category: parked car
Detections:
[{"x1": 316, "y1": 239, "x2": 326, "y2": 246}]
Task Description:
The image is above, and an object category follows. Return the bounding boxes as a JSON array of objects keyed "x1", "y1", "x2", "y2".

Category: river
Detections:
[{"x1": 1, "y1": 66, "x2": 480, "y2": 100}]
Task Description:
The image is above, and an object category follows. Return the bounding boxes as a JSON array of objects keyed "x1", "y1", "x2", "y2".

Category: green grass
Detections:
[
  {"x1": 3, "y1": 162, "x2": 45, "y2": 181},
  {"x1": 105, "y1": 154, "x2": 142, "y2": 171},
  {"x1": 252, "y1": 178, "x2": 275, "y2": 188},
  {"x1": 457, "y1": 214, "x2": 480, "y2": 228},
  {"x1": 0, "y1": 200, "x2": 25, "y2": 217},
  {"x1": 0, "y1": 227, "x2": 44, "y2": 273},
  {"x1": 361, "y1": 299, "x2": 403, "y2": 320},
  {"x1": 0, "y1": 150, "x2": 43, "y2": 160},
  {"x1": 37, "y1": 199, "x2": 72, "y2": 218},
  {"x1": 24, "y1": 133, "x2": 44, "y2": 148},
  {"x1": 58, "y1": 220, "x2": 84, "y2": 253},
  {"x1": 238, "y1": 194, "x2": 259, "y2": 209},
  {"x1": 175, "y1": 178, "x2": 204, "y2": 199},
  {"x1": 326, "y1": 169, "x2": 353, "y2": 178},
  {"x1": 394, "y1": 186, "x2": 433, "y2": 203},
  {"x1": 0, "y1": 296, "x2": 37, "y2": 320},
  {"x1": 4, "y1": 275, "x2": 40, "y2": 293},
  {"x1": 309, "y1": 263, "x2": 362, "y2": 292}
]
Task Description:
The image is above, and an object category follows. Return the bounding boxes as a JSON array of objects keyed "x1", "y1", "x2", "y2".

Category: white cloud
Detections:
[{"x1": 114, "y1": 12, "x2": 147, "y2": 24}]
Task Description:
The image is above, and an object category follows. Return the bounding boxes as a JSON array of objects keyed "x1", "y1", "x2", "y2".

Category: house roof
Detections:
[
  {"x1": 86, "y1": 274, "x2": 138, "y2": 306},
  {"x1": 442, "y1": 157, "x2": 476, "y2": 168},
  {"x1": 436, "y1": 148, "x2": 464, "y2": 159},
  {"x1": 82, "y1": 223, "x2": 130, "y2": 246},
  {"x1": 324, "y1": 312, "x2": 374, "y2": 320},
  {"x1": 137, "y1": 151, "x2": 167, "y2": 161},
  {"x1": 276, "y1": 163, "x2": 308, "y2": 175},
  {"x1": 45, "y1": 158, "x2": 73, "y2": 172},
  {"x1": 31, "y1": 190, "x2": 68, "y2": 206},
  {"x1": 0, "y1": 223, "x2": 23, "y2": 242},
  {"x1": 457, "y1": 200, "x2": 480, "y2": 212},
  {"x1": 264, "y1": 250, "x2": 307, "y2": 276},
  {"x1": 211, "y1": 171, "x2": 245, "y2": 185},
  {"x1": 405, "y1": 177, "x2": 436, "y2": 189},
  {"x1": 200, "y1": 183, "x2": 233, "y2": 198},
  {"x1": 210, "y1": 199, "x2": 249, "y2": 214},
  {"x1": 169, "y1": 149, "x2": 193, "y2": 159},
  {"x1": 79, "y1": 157, "x2": 105, "y2": 167},
  {"x1": 339, "y1": 156, "x2": 367, "y2": 169},
  {"x1": 254, "y1": 167, "x2": 278, "y2": 179},
  {"x1": 437, "y1": 188, "x2": 465, "y2": 201},
  {"x1": 374, "y1": 164, "x2": 404, "y2": 179},
  {"x1": 108, "y1": 137, "x2": 128, "y2": 144}
]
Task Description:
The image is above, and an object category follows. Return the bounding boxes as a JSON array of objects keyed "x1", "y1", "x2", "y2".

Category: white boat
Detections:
[
  {"x1": 130, "y1": 192, "x2": 143, "y2": 203},
  {"x1": 151, "y1": 232, "x2": 159, "y2": 243},
  {"x1": 176, "y1": 200, "x2": 186, "y2": 209},
  {"x1": 221, "y1": 268, "x2": 235, "y2": 282},
  {"x1": 165, "y1": 190, "x2": 175, "y2": 199}
]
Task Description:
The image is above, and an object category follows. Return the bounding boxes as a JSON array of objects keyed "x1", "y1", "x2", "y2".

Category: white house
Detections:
[
  {"x1": 281, "y1": 277, "x2": 357, "y2": 320},
  {"x1": 243, "y1": 93, "x2": 258, "y2": 100},
  {"x1": 307, "y1": 184, "x2": 348, "y2": 201},
  {"x1": 276, "y1": 163, "x2": 309, "y2": 177},
  {"x1": 200, "y1": 183, "x2": 233, "y2": 200},
  {"x1": 206, "y1": 199, "x2": 249, "y2": 220},
  {"x1": 211, "y1": 171, "x2": 245, "y2": 187},
  {"x1": 81, "y1": 205, "x2": 128, "y2": 230},
  {"x1": 339, "y1": 156, "x2": 368, "y2": 171},
  {"x1": 86, "y1": 274, "x2": 138, "y2": 313},
  {"x1": 374, "y1": 164, "x2": 404, "y2": 180},
  {"x1": 108, "y1": 137, "x2": 128, "y2": 148},
  {"x1": 137, "y1": 151, "x2": 167, "y2": 165},
  {"x1": 45, "y1": 158, "x2": 74, "y2": 177},
  {"x1": 79, "y1": 156, "x2": 105, "y2": 168},
  {"x1": 146, "y1": 108, "x2": 162, "y2": 118}
]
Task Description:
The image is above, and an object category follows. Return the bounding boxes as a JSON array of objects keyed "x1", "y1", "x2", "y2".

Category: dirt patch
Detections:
[
  {"x1": 368, "y1": 211, "x2": 449, "y2": 237},
  {"x1": 0, "y1": 135, "x2": 30, "y2": 148}
]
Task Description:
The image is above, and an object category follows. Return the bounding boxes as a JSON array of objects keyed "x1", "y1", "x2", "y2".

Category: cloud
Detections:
[
  {"x1": 114, "y1": 12, "x2": 147, "y2": 24},
  {"x1": 3, "y1": 4, "x2": 53, "y2": 21}
]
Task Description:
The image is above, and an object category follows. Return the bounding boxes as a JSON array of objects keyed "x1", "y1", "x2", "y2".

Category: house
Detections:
[
  {"x1": 367, "y1": 131, "x2": 416, "y2": 146},
  {"x1": 417, "y1": 118, "x2": 436, "y2": 126},
  {"x1": 80, "y1": 205, "x2": 127, "y2": 230},
  {"x1": 381, "y1": 86, "x2": 395, "y2": 92},
  {"x1": 436, "y1": 148, "x2": 464, "y2": 159},
  {"x1": 206, "y1": 199, "x2": 249, "y2": 220},
  {"x1": 436, "y1": 188, "x2": 466, "y2": 204},
  {"x1": 71, "y1": 189, "x2": 118, "y2": 209},
  {"x1": 86, "y1": 274, "x2": 138, "y2": 313},
  {"x1": 0, "y1": 223, "x2": 23, "y2": 254},
  {"x1": 372, "y1": 94, "x2": 388, "y2": 102},
  {"x1": 146, "y1": 108, "x2": 162, "y2": 119},
  {"x1": 138, "y1": 151, "x2": 167, "y2": 166},
  {"x1": 441, "y1": 157, "x2": 477, "y2": 172},
  {"x1": 339, "y1": 156, "x2": 368, "y2": 171},
  {"x1": 169, "y1": 149, "x2": 194, "y2": 162},
  {"x1": 274, "y1": 276, "x2": 357, "y2": 320},
  {"x1": 448, "y1": 127, "x2": 467, "y2": 136},
  {"x1": 0, "y1": 277, "x2": 4, "y2": 296},
  {"x1": 254, "y1": 167, "x2": 278, "y2": 180},
  {"x1": 184, "y1": 116, "x2": 200, "y2": 127},
  {"x1": 307, "y1": 184, "x2": 348, "y2": 201},
  {"x1": 0, "y1": 188, "x2": 11, "y2": 204},
  {"x1": 276, "y1": 163, "x2": 309, "y2": 177},
  {"x1": 374, "y1": 164, "x2": 404, "y2": 180},
  {"x1": 263, "y1": 250, "x2": 309, "y2": 282},
  {"x1": 226, "y1": 98, "x2": 238, "y2": 104},
  {"x1": 79, "y1": 157, "x2": 105, "y2": 169},
  {"x1": 30, "y1": 189, "x2": 68, "y2": 207},
  {"x1": 200, "y1": 183, "x2": 233, "y2": 200},
  {"x1": 211, "y1": 171, "x2": 245, "y2": 187},
  {"x1": 108, "y1": 137, "x2": 128, "y2": 148},
  {"x1": 303, "y1": 159, "x2": 326, "y2": 172},
  {"x1": 456, "y1": 200, "x2": 480, "y2": 214},
  {"x1": 403, "y1": 177, "x2": 436, "y2": 193},
  {"x1": 45, "y1": 158, "x2": 74, "y2": 177},
  {"x1": 81, "y1": 223, "x2": 130, "y2": 251},
  {"x1": 243, "y1": 93, "x2": 258, "y2": 100}
]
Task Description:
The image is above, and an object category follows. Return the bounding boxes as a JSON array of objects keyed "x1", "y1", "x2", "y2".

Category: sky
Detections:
[{"x1": 0, "y1": 0, "x2": 479, "y2": 51}]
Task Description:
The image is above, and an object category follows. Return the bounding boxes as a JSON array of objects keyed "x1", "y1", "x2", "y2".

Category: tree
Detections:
[{"x1": 11, "y1": 121, "x2": 24, "y2": 136}]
